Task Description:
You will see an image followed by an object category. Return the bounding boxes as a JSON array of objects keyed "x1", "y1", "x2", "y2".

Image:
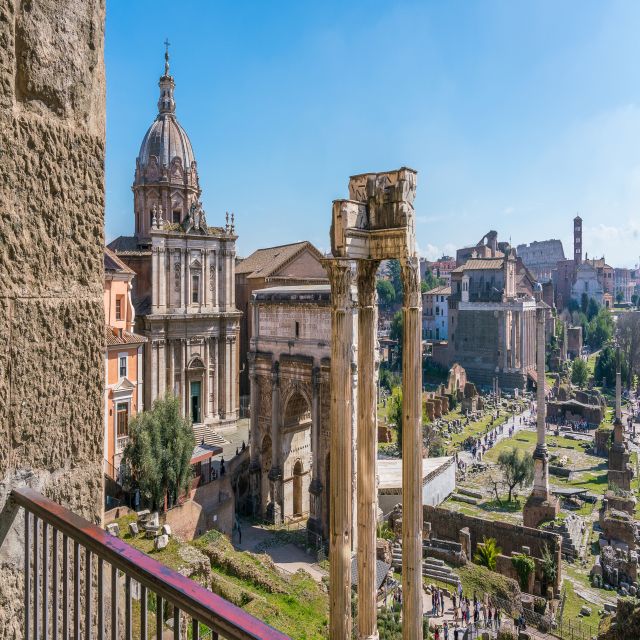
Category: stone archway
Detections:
[{"x1": 293, "y1": 459, "x2": 303, "y2": 517}]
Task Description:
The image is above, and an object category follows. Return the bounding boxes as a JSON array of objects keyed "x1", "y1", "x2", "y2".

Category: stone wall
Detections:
[
  {"x1": 423, "y1": 505, "x2": 562, "y2": 592},
  {"x1": 0, "y1": 1, "x2": 106, "y2": 637}
]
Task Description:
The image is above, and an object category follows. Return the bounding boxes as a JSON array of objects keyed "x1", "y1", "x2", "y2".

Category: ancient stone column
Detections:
[
  {"x1": 268, "y1": 362, "x2": 283, "y2": 524},
  {"x1": 356, "y1": 260, "x2": 380, "y2": 640},
  {"x1": 523, "y1": 305, "x2": 559, "y2": 527},
  {"x1": 400, "y1": 256, "x2": 423, "y2": 640},
  {"x1": 203, "y1": 337, "x2": 209, "y2": 420},
  {"x1": 325, "y1": 259, "x2": 354, "y2": 640},
  {"x1": 615, "y1": 346, "x2": 622, "y2": 423},
  {"x1": 248, "y1": 354, "x2": 261, "y2": 515}
]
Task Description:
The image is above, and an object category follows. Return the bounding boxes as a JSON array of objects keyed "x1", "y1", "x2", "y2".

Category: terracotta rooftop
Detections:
[
  {"x1": 104, "y1": 247, "x2": 135, "y2": 275},
  {"x1": 423, "y1": 285, "x2": 451, "y2": 296},
  {"x1": 452, "y1": 258, "x2": 505, "y2": 273},
  {"x1": 236, "y1": 241, "x2": 325, "y2": 279},
  {"x1": 106, "y1": 325, "x2": 147, "y2": 346}
]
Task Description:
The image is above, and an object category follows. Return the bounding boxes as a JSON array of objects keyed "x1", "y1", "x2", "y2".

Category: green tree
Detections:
[
  {"x1": 617, "y1": 312, "x2": 640, "y2": 389},
  {"x1": 580, "y1": 292, "x2": 589, "y2": 315},
  {"x1": 376, "y1": 279, "x2": 396, "y2": 308},
  {"x1": 390, "y1": 310, "x2": 403, "y2": 343},
  {"x1": 473, "y1": 537, "x2": 501, "y2": 571},
  {"x1": 422, "y1": 268, "x2": 440, "y2": 292},
  {"x1": 632, "y1": 294, "x2": 639, "y2": 308},
  {"x1": 571, "y1": 358, "x2": 589, "y2": 387},
  {"x1": 540, "y1": 543, "x2": 558, "y2": 594},
  {"x1": 388, "y1": 259, "x2": 403, "y2": 302},
  {"x1": 586, "y1": 308, "x2": 614, "y2": 349},
  {"x1": 595, "y1": 345, "x2": 629, "y2": 388},
  {"x1": 122, "y1": 394, "x2": 195, "y2": 511},
  {"x1": 497, "y1": 447, "x2": 534, "y2": 503},
  {"x1": 511, "y1": 554, "x2": 536, "y2": 591},
  {"x1": 388, "y1": 387, "x2": 403, "y2": 451},
  {"x1": 616, "y1": 290, "x2": 624, "y2": 304},
  {"x1": 586, "y1": 297, "x2": 600, "y2": 321}
]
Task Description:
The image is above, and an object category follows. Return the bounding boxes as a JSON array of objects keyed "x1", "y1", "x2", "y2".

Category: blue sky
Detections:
[{"x1": 106, "y1": 1, "x2": 640, "y2": 267}]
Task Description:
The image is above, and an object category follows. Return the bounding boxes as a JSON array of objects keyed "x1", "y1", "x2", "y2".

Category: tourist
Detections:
[
  {"x1": 432, "y1": 588, "x2": 438, "y2": 616},
  {"x1": 487, "y1": 606, "x2": 492, "y2": 629},
  {"x1": 434, "y1": 627, "x2": 440, "y2": 640},
  {"x1": 443, "y1": 620, "x2": 449, "y2": 640}
]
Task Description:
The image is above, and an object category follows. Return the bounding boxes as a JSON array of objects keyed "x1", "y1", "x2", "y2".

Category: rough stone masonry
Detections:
[{"x1": 0, "y1": 1, "x2": 106, "y2": 637}]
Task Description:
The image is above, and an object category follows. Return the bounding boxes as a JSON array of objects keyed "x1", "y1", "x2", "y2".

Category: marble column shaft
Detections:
[
  {"x1": 401, "y1": 256, "x2": 423, "y2": 640},
  {"x1": 326, "y1": 259, "x2": 353, "y2": 640},
  {"x1": 356, "y1": 260, "x2": 379, "y2": 640},
  {"x1": 536, "y1": 308, "x2": 546, "y2": 449}
]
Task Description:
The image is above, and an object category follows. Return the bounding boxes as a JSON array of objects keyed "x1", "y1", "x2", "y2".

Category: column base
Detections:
[
  {"x1": 358, "y1": 634, "x2": 379, "y2": 640},
  {"x1": 523, "y1": 493, "x2": 560, "y2": 528},
  {"x1": 266, "y1": 502, "x2": 282, "y2": 525}
]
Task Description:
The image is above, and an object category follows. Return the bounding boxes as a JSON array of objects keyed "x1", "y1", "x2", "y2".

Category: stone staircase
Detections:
[
  {"x1": 391, "y1": 542, "x2": 460, "y2": 587},
  {"x1": 543, "y1": 514, "x2": 583, "y2": 561}
]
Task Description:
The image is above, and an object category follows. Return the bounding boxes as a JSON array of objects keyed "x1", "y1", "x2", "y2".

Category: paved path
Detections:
[{"x1": 231, "y1": 518, "x2": 327, "y2": 582}]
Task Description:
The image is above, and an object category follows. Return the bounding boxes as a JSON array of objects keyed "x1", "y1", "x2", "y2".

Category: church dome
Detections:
[
  {"x1": 136, "y1": 47, "x2": 196, "y2": 172},
  {"x1": 138, "y1": 114, "x2": 195, "y2": 169}
]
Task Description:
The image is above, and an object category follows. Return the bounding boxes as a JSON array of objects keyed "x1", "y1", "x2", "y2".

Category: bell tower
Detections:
[{"x1": 573, "y1": 215, "x2": 582, "y2": 265}]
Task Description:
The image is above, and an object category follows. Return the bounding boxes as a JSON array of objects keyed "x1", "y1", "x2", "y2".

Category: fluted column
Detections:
[
  {"x1": 249, "y1": 355, "x2": 259, "y2": 462},
  {"x1": 151, "y1": 247, "x2": 159, "y2": 311},
  {"x1": 203, "y1": 338, "x2": 209, "y2": 420},
  {"x1": 214, "y1": 250, "x2": 219, "y2": 308},
  {"x1": 212, "y1": 337, "x2": 219, "y2": 417},
  {"x1": 356, "y1": 260, "x2": 379, "y2": 640},
  {"x1": 158, "y1": 339, "x2": 166, "y2": 397},
  {"x1": 309, "y1": 365, "x2": 322, "y2": 529},
  {"x1": 203, "y1": 249, "x2": 209, "y2": 308},
  {"x1": 181, "y1": 339, "x2": 187, "y2": 418},
  {"x1": 181, "y1": 250, "x2": 186, "y2": 312},
  {"x1": 325, "y1": 259, "x2": 354, "y2": 640},
  {"x1": 158, "y1": 247, "x2": 166, "y2": 310},
  {"x1": 168, "y1": 340, "x2": 175, "y2": 395},
  {"x1": 400, "y1": 256, "x2": 423, "y2": 640}
]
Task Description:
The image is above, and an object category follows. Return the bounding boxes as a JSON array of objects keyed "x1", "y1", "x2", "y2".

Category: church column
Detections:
[
  {"x1": 510, "y1": 310, "x2": 517, "y2": 369},
  {"x1": 181, "y1": 249, "x2": 186, "y2": 312},
  {"x1": 400, "y1": 255, "x2": 423, "y2": 640},
  {"x1": 203, "y1": 337, "x2": 209, "y2": 420},
  {"x1": 186, "y1": 249, "x2": 192, "y2": 310},
  {"x1": 519, "y1": 311, "x2": 525, "y2": 370},
  {"x1": 502, "y1": 311, "x2": 509, "y2": 370},
  {"x1": 203, "y1": 249, "x2": 209, "y2": 309},
  {"x1": 248, "y1": 354, "x2": 261, "y2": 515},
  {"x1": 212, "y1": 337, "x2": 219, "y2": 417},
  {"x1": 181, "y1": 339, "x2": 187, "y2": 418},
  {"x1": 214, "y1": 250, "x2": 219, "y2": 309},
  {"x1": 168, "y1": 340, "x2": 175, "y2": 395},
  {"x1": 158, "y1": 247, "x2": 166, "y2": 311},
  {"x1": 219, "y1": 249, "x2": 226, "y2": 310},
  {"x1": 325, "y1": 259, "x2": 353, "y2": 640},
  {"x1": 152, "y1": 247, "x2": 159, "y2": 312},
  {"x1": 229, "y1": 251, "x2": 236, "y2": 308},
  {"x1": 158, "y1": 338, "x2": 166, "y2": 397},
  {"x1": 218, "y1": 336, "x2": 226, "y2": 418},
  {"x1": 356, "y1": 260, "x2": 379, "y2": 640},
  {"x1": 150, "y1": 340, "x2": 158, "y2": 402},
  {"x1": 268, "y1": 362, "x2": 282, "y2": 523}
]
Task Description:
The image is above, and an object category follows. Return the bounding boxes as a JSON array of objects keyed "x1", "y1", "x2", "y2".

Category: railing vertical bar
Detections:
[
  {"x1": 191, "y1": 619, "x2": 199, "y2": 640},
  {"x1": 62, "y1": 535, "x2": 69, "y2": 640},
  {"x1": 52, "y1": 528, "x2": 58, "y2": 640},
  {"x1": 73, "y1": 541, "x2": 80, "y2": 640},
  {"x1": 97, "y1": 559, "x2": 104, "y2": 640},
  {"x1": 125, "y1": 576, "x2": 132, "y2": 640},
  {"x1": 140, "y1": 585, "x2": 147, "y2": 640},
  {"x1": 173, "y1": 606, "x2": 180, "y2": 640},
  {"x1": 85, "y1": 549, "x2": 92, "y2": 640},
  {"x1": 43, "y1": 522, "x2": 49, "y2": 638},
  {"x1": 156, "y1": 596, "x2": 163, "y2": 640},
  {"x1": 33, "y1": 516, "x2": 40, "y2": 640},
  {"x1": 24, "y1": 510, "x2": 30, "y2": 640},
  {"x1": 110, "y1": 567, "x2": 118, "y2": 640}
]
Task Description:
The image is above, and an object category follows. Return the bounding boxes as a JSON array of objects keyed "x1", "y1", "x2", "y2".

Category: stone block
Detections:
[
  {"x1": 128, "y1": 522, "x2": 139, "y2": 536},
  {"x1": 154, "y1": 534, "x2": 169, "y2": 551},
  {"x1": 161, "y1": 524, "x2": 171, "y2": 536},
  {"x1": 106, "y1": 523, "x2": 119, "y2": 537}
]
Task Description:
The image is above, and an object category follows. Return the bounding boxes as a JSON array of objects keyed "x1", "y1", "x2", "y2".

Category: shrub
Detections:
[
  {"x1": 473, "y1": 537, "x2": 501, "y2": 571},
  {"x1": 511, "y1": 553, "x2": 536, "y2": 591}
]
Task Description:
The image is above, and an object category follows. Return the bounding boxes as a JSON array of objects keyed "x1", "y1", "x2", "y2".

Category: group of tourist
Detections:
[{"x1": 427, "y1": 584, "x2": 503, "y2": 639}]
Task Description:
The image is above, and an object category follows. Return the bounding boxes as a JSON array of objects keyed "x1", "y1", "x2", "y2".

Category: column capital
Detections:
[
  {"x1": 356, "y1": 259, "x2": 380, "y2": 308},
  {"x1": 400, "y1": 255, "x2": 421, "y2": 308},
  {"x1": 323, "y1": 258, "x2": 353, "y2": 310}
]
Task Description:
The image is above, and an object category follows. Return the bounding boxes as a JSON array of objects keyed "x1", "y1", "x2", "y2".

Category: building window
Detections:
[
  {"x1": 116, "y1": 402, "x2": 129, "y2": 439},
  {"x1": 295, "y1": 321, "x2": 300, "y2": 338},
  {"x1": 119, "y1": 355, "x2": 127, "y2": 378},
  {"x1": 115, "y1": 296, "x2": 123, "y2": 321},
  {"x1": 192, "y1": 273, "x2": 200, "y2": 303},
  {"x1": 173, "y1": 210, "x2": 181, "y2": 223}
]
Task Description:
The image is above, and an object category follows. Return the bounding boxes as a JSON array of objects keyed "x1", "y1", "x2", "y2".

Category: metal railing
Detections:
[{"x1": 12, "y1": 487, "x2": 290, "y2": 640}]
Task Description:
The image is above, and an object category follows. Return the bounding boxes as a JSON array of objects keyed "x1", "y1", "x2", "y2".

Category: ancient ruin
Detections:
[
  {"x1": 608, "y1": 348, "x2": 634, "y2": 491},
  {"x1": 523, "y1": 300, "x2": 560, "y2": 528},
  {"x1": 325, "y1": 167, "x2": 423, "y2": 639}
]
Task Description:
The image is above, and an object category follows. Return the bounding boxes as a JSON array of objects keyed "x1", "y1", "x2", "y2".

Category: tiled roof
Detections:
[
  {"x1": 106, "y1": 326, "x2": 147, "y2": 346},
  {"x1": 236, "y1": 241, "x2": 324, "y2": 278},
  {"x1": 452, "y1": 258, "x2": 505, "y2": 273},
  {"x1": 423, "y1": 285, "x2": 451, "y2": 296},
  {"x1": 104, "y1": 247, "x2": 135, "y2": 275},
  {"x1": 108, "y1": 236, "x2": 151, "y2": 256}
]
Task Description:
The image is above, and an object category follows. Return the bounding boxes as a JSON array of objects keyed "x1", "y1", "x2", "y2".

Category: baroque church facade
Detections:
[{"x1": 110, "y1": 49, "x2": 240, "y2": 442}]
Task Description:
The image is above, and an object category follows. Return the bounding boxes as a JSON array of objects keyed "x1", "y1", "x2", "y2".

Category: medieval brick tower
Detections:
[{"x1": 574, "y1": 214, "x2": 582, "y2": 266}]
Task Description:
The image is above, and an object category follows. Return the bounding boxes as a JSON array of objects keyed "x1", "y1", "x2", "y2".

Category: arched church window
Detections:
[{"x1": 173, "y1": 210, "x2": 181, "y2": 223}]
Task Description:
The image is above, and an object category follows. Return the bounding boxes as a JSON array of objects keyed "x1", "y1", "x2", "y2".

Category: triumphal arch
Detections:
[{"x1": 325, "y1": 167, "x2": 423, "y2": 640}]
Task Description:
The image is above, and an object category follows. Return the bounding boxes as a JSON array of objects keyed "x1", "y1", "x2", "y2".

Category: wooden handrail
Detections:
[{"x1": 11, "y1": 487, "x2": 290, "y2": 640}]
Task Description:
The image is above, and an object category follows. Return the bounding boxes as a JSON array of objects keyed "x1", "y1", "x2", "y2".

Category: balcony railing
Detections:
[{"x1": 11, "y1": 487, "x2": 290, "y2": 640}]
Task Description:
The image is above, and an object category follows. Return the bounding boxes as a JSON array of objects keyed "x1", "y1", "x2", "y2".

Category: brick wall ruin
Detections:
[{"x1": 0, "y1": 1, "x2": 106, "y2": 637}]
